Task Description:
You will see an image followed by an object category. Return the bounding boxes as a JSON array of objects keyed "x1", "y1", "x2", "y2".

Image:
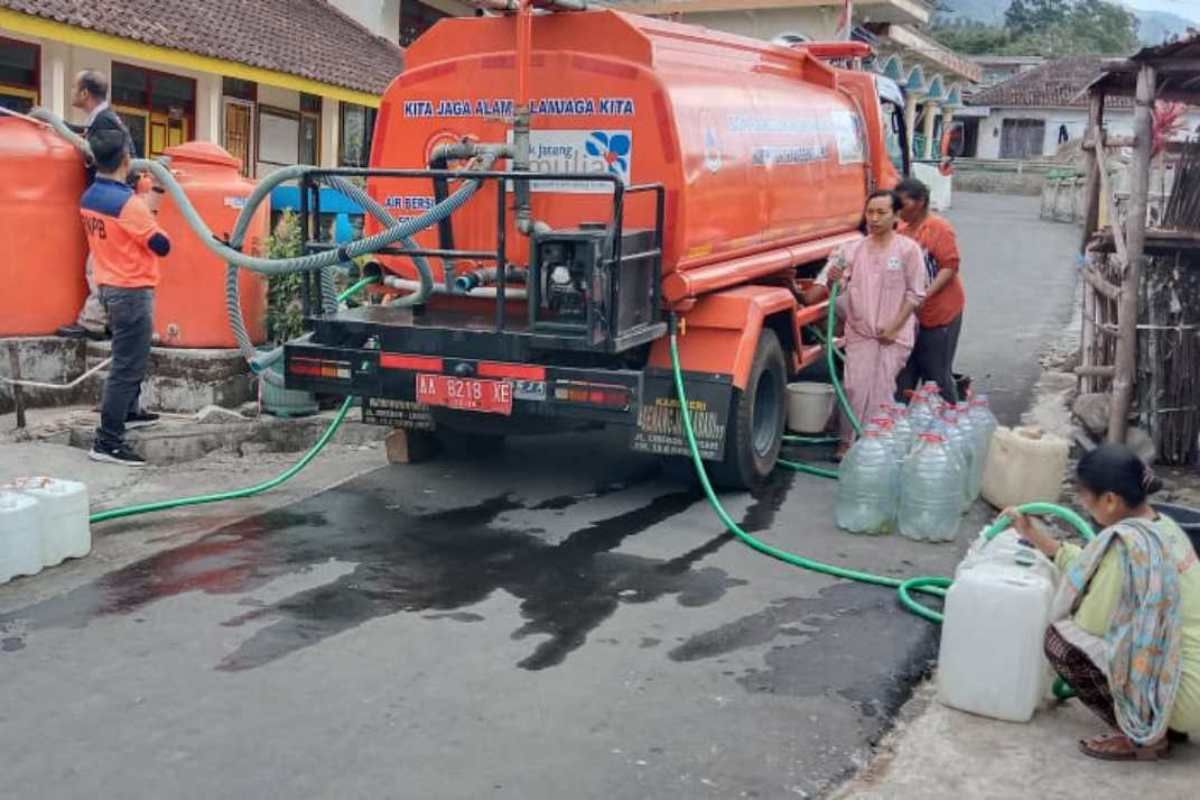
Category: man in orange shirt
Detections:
[
  {"x1": 80, "y1": 129, "x2": 171, "y2": 466},
  {"x1": 895, "y1": 177, "x2": 965, "y2": 403}
]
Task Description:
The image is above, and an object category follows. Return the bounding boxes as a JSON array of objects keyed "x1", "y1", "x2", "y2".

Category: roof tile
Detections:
[
  {"x1": 0, "y1": 0, "x2": 404, "y2": 95},
  {"x1": 966, "y1": 54, "x2": 1135, "y2": 109}
]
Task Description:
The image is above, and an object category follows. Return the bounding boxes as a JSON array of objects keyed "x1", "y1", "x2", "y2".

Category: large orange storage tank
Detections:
[
  {"x1": 368, "y1": 9, "x2": 871, "y2": 282},
  {"x1": 154, "y1": 142, "x2": 269, "y2": 348},
  {"x1": 0, "y1": 113, "x2": 88, "y2": 336}
]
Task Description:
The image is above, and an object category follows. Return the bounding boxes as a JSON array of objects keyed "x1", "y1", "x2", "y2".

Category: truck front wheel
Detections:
[{"x1": 710, "y1": 329, "x2": 786, "y2": 489}]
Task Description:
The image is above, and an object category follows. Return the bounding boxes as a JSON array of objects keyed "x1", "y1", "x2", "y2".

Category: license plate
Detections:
[{"x1": 416, "y1": 374, "x2": 513, "y2": 415}]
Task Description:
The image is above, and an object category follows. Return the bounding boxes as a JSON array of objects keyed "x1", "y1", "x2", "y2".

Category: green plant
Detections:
[{"x1": 265, "y1": 210, "x2": 305, "y2": 345}]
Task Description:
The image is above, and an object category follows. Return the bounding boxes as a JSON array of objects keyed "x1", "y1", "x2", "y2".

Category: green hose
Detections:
[
  {"x1": 778, "y1": 458, "x2": 839, "y2": 480},
  {"x1": 87, "y1": 278, "x2": 378, "y2": 525},
  {"x1": 668, "y1": 306, "x2": 1097, "y2": 624},
  {"x1": 338, "y1": 276, "x2": 378, "y2": 302},
  {"x1": 783, "y1": 434, "x2": 839, "y2": 444},
  {"x1": 89, "y1": 396, "x2": 354, "y2": 524},
  {"x1": 826, "y1": 284, "x2": 862, "y2": 436}
]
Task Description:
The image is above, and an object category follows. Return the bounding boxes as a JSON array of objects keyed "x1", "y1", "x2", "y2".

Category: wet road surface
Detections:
[{"x1": 0, "y1": 194, "x2": 1079, "y2": 799}]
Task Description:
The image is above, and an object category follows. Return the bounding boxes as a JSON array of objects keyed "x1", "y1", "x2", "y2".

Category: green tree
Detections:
[
  {"x1": 935, "y1": 0, "x2": 1140, "y2": 56},
  {"x1": 265, "y1": 210, "x2": 305, "y2": 345},
  {"x1": 930, "y1": 20, "x2": 1013, "y2": 55},
  {"x1": 1004, "y1": 0, "x2": 1070, "y2": 36},
  {"x1": 1068, "y1": 0, "x2": 1140, "y2": 54}
]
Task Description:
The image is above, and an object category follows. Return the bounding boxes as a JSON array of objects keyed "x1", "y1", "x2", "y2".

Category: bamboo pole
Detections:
[
  {"x1": 1080, "y1": 94, "x2": 1104, "y2": 393},
  {"x1": 1083, "y1": 264, "x2": 1120, "y2": 299},
  {"x1": 1080, "y1": 93, "x2": 1104, "y2": 251},
  {"x1": 1095, "y1": 137, "x2": 1128, "y2": 267},
  {"x1": 1107, "y1": 64, "x2": 1156, "y2": 444},
  {"x1": 1082, "y1": 277, "x2": 1097, "y2": 392}
]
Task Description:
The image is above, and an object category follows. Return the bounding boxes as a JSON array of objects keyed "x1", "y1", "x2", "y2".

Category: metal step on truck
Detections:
[{"x1": 283, "y1": 6, "x2": 923, "y2": 488}]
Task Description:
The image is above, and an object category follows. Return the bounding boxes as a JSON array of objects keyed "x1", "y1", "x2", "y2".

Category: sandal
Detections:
[{"x1": 1079, "y1": 732, "x2": 1172, "y2": 762}]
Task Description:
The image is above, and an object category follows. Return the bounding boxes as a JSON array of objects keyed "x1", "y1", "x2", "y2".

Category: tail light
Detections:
[
  {"x1": 553, "y1": 380, "x2": 631, "y2": 410},
  {"x1": 289, "y1": 356, "x2": 352, "y2": 380}
]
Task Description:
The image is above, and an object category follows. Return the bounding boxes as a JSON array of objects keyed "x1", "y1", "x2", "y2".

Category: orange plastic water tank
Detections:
[
  {"x1": 0, "y1": 114, "x2": 88, "y2": 336},
  {"x1": 154, "y1": 142, "x2": 269, "y2": 348}
]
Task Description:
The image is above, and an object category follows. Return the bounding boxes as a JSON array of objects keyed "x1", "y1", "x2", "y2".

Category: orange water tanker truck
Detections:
[{"x1": 283, "y1": 5, "x2": 928, "y2": 487}]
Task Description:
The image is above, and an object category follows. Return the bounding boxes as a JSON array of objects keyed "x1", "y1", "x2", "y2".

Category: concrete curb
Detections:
[{"x1": 67, "y1": 411, "x2": 387, "y2": 465}]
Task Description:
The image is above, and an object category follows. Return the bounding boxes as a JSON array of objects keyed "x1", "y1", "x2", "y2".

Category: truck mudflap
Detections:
[
  {"x1": 284, "y1": 344, "x2": 734, "y2": 460},
  {"x1": 629, "y1": 368, "x2": 733, "y2": 461}
]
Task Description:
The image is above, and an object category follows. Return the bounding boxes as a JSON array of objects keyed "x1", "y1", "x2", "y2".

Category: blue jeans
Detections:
[{"x1": 96, "y1": 286, "x2": 153, "y2": 449}]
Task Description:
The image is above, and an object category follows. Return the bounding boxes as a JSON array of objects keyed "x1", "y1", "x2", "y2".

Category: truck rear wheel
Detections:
[{"x1": 710, "y1": 329, "x2": 786, "y2": 489}]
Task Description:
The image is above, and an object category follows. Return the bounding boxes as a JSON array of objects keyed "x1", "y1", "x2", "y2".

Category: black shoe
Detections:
[
  {"x1": 88, "y1": 443, "x2": 147, "y2": 467},
  {"x1": 125, "y1": 410, "x2": 161, "y2": 429},
  {"x1": 58, "y1": 324, "x2": 108, "y2": 341},
  {"x1": 57, "y1": 324, "x2": 87, "y2": 339}
]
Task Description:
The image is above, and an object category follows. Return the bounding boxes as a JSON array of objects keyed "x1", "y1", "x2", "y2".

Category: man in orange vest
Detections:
[{"x1": 80, "y1": 129, "x2": 171, "y2": 466}]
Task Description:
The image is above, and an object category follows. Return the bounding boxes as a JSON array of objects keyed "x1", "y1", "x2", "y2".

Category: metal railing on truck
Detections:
[{"x1": 291, "y1": 167, "x2": 667, "y2": 355}]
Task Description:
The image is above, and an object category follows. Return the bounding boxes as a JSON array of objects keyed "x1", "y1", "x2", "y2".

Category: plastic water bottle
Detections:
[
  {"x1": 836, "y1": 428, "x2": 900, "y2": 535},
  {"x1": 908, "y1": 392, "x2": 937, "y2": 434},
  {"x1": 954, "y1": 404, "x2": 980, "y2": 501},
  {"x1": 967, "y1": 395, "x2": 999, "y2": 499},
  {"x1": 923, "y1": 382, "x2": 946, "y2": 414},
  {"x1": 891, "y1": 408, "x2": 916, "y2": 459},
  {"x1": 940, "y1": 411, "x2": 975, "y2": 511},
  {"x1": 867, "y1": 415, "x2": 902, "y2": 461},
  {"x1": 899, "y1": 432, "x2": 964, "y2": 542}
]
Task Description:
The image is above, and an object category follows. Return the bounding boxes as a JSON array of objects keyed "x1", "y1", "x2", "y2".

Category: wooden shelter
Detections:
[{"x1": 1077, "y1": 34, "x2": 1200, "y2": 464}]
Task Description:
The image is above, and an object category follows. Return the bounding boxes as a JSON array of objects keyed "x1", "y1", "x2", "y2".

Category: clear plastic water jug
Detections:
[
  {"x1": 0, "y1": 490, "x2": 42, "y2": 585},
  {"x1": 867, "y1": 415, "x2": 903, "y2": 462},
  {"x1": 899, "y1": 432, "x2": 964, "y2": 542},
  {"x1": 891, "y1": 408, "x2": 915, "y2": 459},
  {"x1": 922, "y1": 382, "x2": 946, "y2": 413},
  {"x1": 967, "y1": 395, "x2": 999, "y2": 500},
  {"x1": 907, "y1": 392, "x2": 937, "y2": 434},
  {"x1": 953, "y1": 403, "x2": 979, "y2": 500},
  {"x1": 836, "y1": 428, "x2": 899, "y2": 535},
  {"x1": 939, "y1": 411, "x2": 975, "y2": 511},
  {"x1": 938, "y1": 539, "x2": 1059, "y2": 722}
]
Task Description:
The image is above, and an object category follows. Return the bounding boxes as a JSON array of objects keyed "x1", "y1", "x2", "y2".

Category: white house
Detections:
[{"x1": 963, "y1": 54, "x2": 1200, "y2": 160}]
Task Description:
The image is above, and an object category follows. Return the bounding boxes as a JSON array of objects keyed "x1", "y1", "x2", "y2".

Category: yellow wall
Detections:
[{"x1": 3, "y1": 31, "x2": 346, "y2": 171}]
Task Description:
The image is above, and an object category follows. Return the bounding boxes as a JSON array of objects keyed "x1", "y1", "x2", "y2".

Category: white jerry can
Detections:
[
  {"x1": 4, "y1": 477, "x2": 91, "y2": 568},
  {"x1": 938, "y1": 528, "x2": 1059, "y2": 722},
  {"x1": 0, "y1": 490, "x2": 42, "y2": 585}
]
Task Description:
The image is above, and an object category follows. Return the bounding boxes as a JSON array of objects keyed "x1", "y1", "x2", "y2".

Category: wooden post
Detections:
[
  {"x1": 1107, "y1": 64, "x2": 1156, "y2": 444},
  {"x1": 1081, "y1": 274, "x2": 1096, "y2": 392},
  {"x1": 1080, "y1": 92, "x2": 1105, "y2": 251},
  {"x1": 6, "y1": 343, "x2": 25, "y2": 430},
  {"x1": 1079, "y1": 91, "x2": 1106, "y2": 394}
]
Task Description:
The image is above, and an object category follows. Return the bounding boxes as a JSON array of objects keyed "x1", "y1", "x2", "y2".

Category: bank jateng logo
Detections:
[
  {"x1": 585, "y1": 131, "x2": 632, "y2": 179},
  {"x1": 524, "y1": 130, "x2": 633, "y2": 193}
]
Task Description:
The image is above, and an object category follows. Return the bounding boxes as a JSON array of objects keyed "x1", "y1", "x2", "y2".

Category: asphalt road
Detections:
[{"x1": 0, "y1": 193, "x2": 1080, "y2": 800}]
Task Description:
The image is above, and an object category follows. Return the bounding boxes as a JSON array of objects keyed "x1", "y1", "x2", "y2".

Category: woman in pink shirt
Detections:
[{"x1": 828, "y1": 190, "x2": 928, "y2": 456}]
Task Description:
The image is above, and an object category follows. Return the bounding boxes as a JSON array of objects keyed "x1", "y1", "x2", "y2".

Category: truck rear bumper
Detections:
[{"x1": 283, "y1": 342, "x2": 734, "y2": 460}]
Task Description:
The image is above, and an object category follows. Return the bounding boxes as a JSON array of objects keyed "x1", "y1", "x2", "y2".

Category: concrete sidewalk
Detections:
[
  {"x1": 835, "y1": 684, "x2": 1198, "y2": 799},
  {"x1": 0, "y1": 437, "x2": 386, "y2": 610}
]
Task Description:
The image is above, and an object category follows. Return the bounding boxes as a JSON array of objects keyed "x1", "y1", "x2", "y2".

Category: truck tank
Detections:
[{"x1": 367, "y1": 9, "x2": 871, "y2": 288}]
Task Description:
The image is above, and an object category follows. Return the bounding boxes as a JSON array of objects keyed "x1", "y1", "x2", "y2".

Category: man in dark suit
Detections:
[{"x1": 58, "y1": 70, "x2": 142, "y2": 340}]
